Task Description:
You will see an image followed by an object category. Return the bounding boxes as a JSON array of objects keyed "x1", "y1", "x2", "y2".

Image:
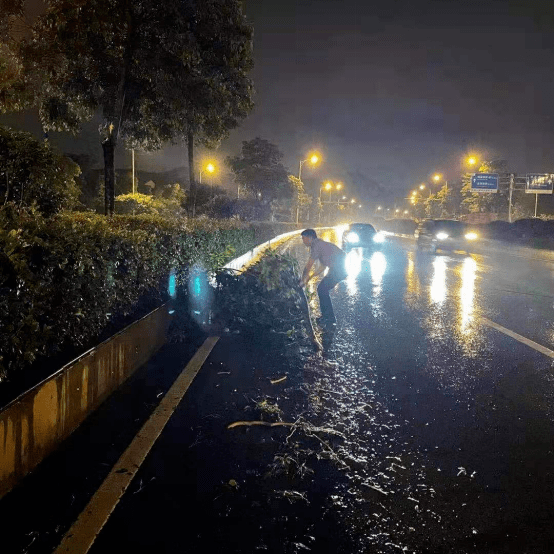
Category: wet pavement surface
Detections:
[{"x1": 2, "y1": 229, "x2": 554, "y2": 553}]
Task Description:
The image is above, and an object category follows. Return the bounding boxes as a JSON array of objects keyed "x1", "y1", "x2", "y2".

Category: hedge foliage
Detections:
[{"x1": 0, "y1": 206, "x2": 292, "y2": 382}]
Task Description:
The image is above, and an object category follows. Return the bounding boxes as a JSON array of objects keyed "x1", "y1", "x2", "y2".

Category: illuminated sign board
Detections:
[
  {"x1": 525, "y1": 174, "x2": 554, "y2": 194},
  {"x1": 471, "y1": 173, "x2": 498, "y2": 193}
]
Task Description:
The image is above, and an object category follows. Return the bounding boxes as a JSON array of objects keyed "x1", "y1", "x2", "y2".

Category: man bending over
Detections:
[{"x1": 300, "y1": 229, "x2": 347, "y2": 325}]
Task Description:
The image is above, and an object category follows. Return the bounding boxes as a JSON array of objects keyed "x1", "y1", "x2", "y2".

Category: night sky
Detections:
[{"x1": 4, "y1": 0, "x2": 554, "y2": 203}]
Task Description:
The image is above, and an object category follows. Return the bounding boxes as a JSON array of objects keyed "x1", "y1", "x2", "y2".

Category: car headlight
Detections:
[
  {"x1": 436, "y1": 232, "x2": 449, "y2": 240},
  {"x1": 346, "y1": 232, "x2": 359, "y2": 243},
  {"x1": 373, "y1": 232, "x2": 385, "y2": 243},
  {"x1": 465, "y1": 232, "x2": 478, "y2": 240}
]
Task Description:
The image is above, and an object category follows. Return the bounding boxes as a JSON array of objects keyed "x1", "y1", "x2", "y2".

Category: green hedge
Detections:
[{"x1": 0, "y1": 206, "x2": 294, "y2": 382}]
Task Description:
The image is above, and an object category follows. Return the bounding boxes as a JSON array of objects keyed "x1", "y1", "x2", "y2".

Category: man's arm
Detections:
[{"x1": 301, "y1": 257, "x2": 315, "y2": 286}]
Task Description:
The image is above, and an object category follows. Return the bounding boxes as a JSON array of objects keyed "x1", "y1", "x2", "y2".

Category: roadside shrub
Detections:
[
  {"x1": 115, "y1": 187, "x2": 186, "y2": 218},
  {"x1": 0, "y1": 126, "x2": 81, "y2": 216},
  {"x1": 0, "y1": 208, "x2": 284, "y2": 383}
]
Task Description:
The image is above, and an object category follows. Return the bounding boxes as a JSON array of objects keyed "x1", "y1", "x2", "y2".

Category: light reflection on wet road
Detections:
[{"x1": 285, "y1": 228, "x2": 554, "y2": 552}]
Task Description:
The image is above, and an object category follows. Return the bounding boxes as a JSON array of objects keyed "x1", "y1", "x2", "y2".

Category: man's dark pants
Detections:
[{"x1": 317, "y1": 265, "x2": 347, "y2": 322}]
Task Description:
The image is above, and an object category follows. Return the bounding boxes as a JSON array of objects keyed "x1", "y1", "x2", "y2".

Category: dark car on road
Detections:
[
  {"x1": 415, "y1": 219, "x2": 479, "y2": 253},
  {"x1": 342, "y1": 223, "x2": 386, "y2": 251}
]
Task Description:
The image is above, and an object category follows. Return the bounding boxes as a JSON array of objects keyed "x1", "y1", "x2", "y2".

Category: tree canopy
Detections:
[
  {"x1": 226, "y1": 137, "x2": 290, "y2": 202},
  {"x1": 1, "y1": 0, "x2": 254, "y2": 215}
]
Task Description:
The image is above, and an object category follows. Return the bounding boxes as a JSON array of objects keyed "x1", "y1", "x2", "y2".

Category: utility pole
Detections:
[
  {"x1": 132, "y1": 149, "x2": 136, "y2": 194},
  {"x1": 508, "y1": 173, "x2": 514, "y2": 223}
]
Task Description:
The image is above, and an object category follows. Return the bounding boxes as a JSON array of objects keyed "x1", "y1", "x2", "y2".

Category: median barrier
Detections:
[{"x1": 0, "y1": 228, "x2": 305, "y2": 500}]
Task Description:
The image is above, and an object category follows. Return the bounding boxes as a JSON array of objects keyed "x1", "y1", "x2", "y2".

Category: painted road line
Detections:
[
  {"x1": 481, "y1": 317, "x2": 554, "y2": 359},
  {"x1": 54, "y1": 335, "x2": 220, "y2": 554}
]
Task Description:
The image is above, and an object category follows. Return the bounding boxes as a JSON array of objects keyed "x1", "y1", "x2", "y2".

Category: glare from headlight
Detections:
[
  {"x1": 373, "y1": 232, "x2": 385, "y2": 243},
  {"x1": 436, "y1": 232, "x2": 449, "y2": 240},
  {"x1": 346, "y1": 232, "x2": 359, "y2": 243},
  {"x1": 465, "y1": 232, "x2": 478, "y2": 240}
]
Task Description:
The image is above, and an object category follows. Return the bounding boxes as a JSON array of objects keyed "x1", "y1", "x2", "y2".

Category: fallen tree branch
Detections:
[{"x1": 227, "y1": 421, "x2": 295, "y2": 429}]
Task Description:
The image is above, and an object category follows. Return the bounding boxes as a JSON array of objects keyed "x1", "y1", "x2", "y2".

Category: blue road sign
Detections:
[
  {"x1": 471, "y1": 173, "x2": 498, "y2": 193},
  {"x1": 526, "y1": 174, "x2": 554, "y2": 194}
]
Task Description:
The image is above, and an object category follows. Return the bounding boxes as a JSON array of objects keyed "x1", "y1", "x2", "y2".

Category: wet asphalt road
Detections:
[{"x1": 2, "y1": 230, "x2": 554, "y2": 553}]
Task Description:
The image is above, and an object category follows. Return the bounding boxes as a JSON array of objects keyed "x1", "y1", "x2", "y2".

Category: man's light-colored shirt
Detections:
[{"x1": 309, "y1": 238, "x2": 346, "y2": 269}]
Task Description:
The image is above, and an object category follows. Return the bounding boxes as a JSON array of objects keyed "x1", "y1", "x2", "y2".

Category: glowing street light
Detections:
[
  {"x1": 199, "y1": 161, "x2": 216, "y2": 184},
  {"x1": 466, "y1": 155, "x2": 478, "y2": 167},
  {"x1": 433, "y1": 173, "x2": 448, "y2": 191},
  {"x1": 299, "y1": 152, "x2": 320, "y2": 181},
  {"x1": 419, "y1": 184, "x2": 426, "y2": 190},
  {"x1": 318, "y1": 180, "x2": 335, "y2": 223}
]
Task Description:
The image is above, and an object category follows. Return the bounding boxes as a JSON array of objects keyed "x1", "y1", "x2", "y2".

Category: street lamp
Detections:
[
  {"x1": 419, "y1": 184, "x2": 425, "y2": 190},
  {"x1": 298, "y1": 153, "x2": 320, "y2": 181},
  {"x1": 199, "y1": 162, "x2": 216, "y2": 184},
  {"x1": 466, "y1": 155, "x2": 478, "y2": 167},
  {"x1": 318, "y1": 181, "x2": 333, "y2": 223},
  {"x1": 200, "y1": 162, "x2": 216, "y2": 201},
  {"x1": 433, "y1": 173, "x2": 448, "y2": 191}
]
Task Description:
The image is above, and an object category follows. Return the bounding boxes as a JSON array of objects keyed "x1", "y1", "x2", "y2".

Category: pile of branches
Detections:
[{"x1": 212, "y1": 252, "x2": 313, "y2": 342}]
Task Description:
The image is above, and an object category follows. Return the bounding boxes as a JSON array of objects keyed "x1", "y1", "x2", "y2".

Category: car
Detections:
[
  {"x1": 415, "y1": 219, "x2": 479, "y2": 253},
  {"x1": 342, "y1": 223, "x2": 386, "y2": 251}
]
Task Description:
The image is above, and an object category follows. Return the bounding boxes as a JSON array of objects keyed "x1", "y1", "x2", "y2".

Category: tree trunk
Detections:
[
  {"x1": 102, "y1": 135, "x2": 116, "y2": 216},
  {"x1": 187, "y1": 128, "x2": 196, "y2": 217}
]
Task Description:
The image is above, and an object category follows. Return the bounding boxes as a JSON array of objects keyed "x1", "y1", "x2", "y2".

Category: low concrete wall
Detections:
[
  {"x1": 224, "y1": 228, "x2": 303, "y2": 272},
  {"x1": 0, "y1": 304, "x2": 171, "y2": 499}
]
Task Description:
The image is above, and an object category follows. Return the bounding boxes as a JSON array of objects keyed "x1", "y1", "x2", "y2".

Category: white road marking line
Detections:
[
  {"x1": 480, "y1": 317, "x2": 554, "y2": 359},
  {"x1": 54, "y1": 335, "x2": 220, "y2": 554}
]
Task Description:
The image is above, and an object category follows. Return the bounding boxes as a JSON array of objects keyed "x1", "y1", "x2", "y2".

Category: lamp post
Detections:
[
  {"x1": 298, "y1": 153, "x2": 319, "y2": 181},
  {"x1": 433, "y1": 173, "x2": 447, "y2": 191},
  {"x1": 131, "y1": 149, "x2": 136, "y2": 194},
  {"x1": 318, "y1": 181, "x2": 333, "y2": 223},
  {"x1": 199, "y1": 162, "x2": 215, "y2": 184},
  {"x1": 199, "y1": 162, "x2": 216, "y2": 202}
]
